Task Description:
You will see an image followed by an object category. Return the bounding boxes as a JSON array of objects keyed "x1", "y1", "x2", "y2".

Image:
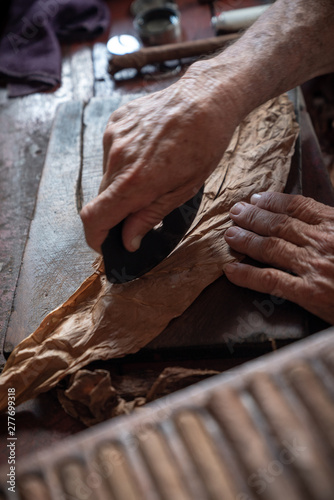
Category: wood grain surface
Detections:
[{"x1": 5, "y1": 101, "x2": 95, "y2": 348}]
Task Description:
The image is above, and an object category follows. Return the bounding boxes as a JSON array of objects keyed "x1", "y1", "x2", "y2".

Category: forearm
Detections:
[{"x1": 186, "y1": 0, "x2": 334, "y2": 121}]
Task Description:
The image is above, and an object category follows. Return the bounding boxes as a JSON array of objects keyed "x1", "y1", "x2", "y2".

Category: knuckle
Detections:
[
  {"x1": 313, "y1": 257, "x2": 334, "y2": 279},
  {"x1": 326, "y1": 206, "x2": 334, "y2": 222},
  {"x1": 109, "y1": 106, "x2": 126, "y2": 123},
  {"x1": 261, "y1": 268, "x2": 281, "y2": 294},
  {"x1": 286, "y1": 194, "x2": 309, "y2": 216},
  {"x1": 261, "y1": 268, "x2": 300, "y2": 301},
  {"x1": 315, "y1": 229, "x2": 334, "y2": 255},
  {"x1": 116, "y1": 168, "x2": 141, "y2": 192},
  {"x1": 283, "y1": 278, "x2": 303, "y2": 303},
  {"x1": 138, "y1": 209, "x2": 163, "y2": 229},
  {"x1": 112, "y1": 168, "x2": 153, "y2": 209},
  {"x1": 287, "y1": 195, "x2": 324, "y2": 223},
  {"x1": 103, "y1": 127, "x2": 114, "y2": 150},
  {"x1": 108, "y1": 142, "x2": 124, "y2": 163},
  {"x1": 80, "y1": 203, "x2": 93, "y2": 225}
]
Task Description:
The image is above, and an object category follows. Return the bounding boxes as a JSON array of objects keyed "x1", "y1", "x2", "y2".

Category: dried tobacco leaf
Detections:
[
  {"x1": 57, "y1": 366, "x2": 220, "y2": 427},
  {"x1": 57, "y1": 369, "x2": 143, "y2": 427},
  {"x1": 0, "y1": 95, "x2": 299, "y2": 411}
]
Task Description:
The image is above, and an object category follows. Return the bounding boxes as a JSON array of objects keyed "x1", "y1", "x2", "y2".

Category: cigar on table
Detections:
[{"x1": 108, "y1": 33, "x2": 239, "y2": 76}]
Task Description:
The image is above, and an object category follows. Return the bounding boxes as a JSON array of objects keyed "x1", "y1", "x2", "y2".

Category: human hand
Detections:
[
  {"x1": 80, "y1": 65, "x2": 239, "y2": 253},
  {"x1": 224, "y1": 192, "x2": 334, "y2": 324}
]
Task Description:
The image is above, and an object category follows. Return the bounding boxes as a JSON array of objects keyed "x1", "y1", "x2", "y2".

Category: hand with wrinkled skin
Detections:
[
  {"x1": 81, "y1": 76, "x2": 238, "y2": 253},
  {"x1": 80, "y1": 0, "x2": 334, "y2": 253},
  {"x1": 224, "y1": 192, "x2": 334, "y2": 324}
]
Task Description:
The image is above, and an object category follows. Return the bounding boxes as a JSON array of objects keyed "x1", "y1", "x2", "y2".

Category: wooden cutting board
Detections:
[{"x1": 3, "y1": 92, "x2": 330, "y2": 359}]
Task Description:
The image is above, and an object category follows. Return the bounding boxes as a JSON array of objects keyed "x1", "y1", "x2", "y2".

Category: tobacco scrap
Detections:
[{"x1": 57, "y1": 366, "x2": 220, "y2": 427}]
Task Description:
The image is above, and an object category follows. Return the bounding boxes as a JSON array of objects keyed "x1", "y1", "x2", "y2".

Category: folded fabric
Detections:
[{"x1": 0, "y1": 0, "x2": 110, "y2": 97}]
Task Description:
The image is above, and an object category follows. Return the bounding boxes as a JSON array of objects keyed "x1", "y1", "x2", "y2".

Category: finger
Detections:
[
  {"x1": 229, "y1": 201, "x2": 312, "y2": 246},
  {"x1": 102, "y1": 127, "x2": 113, "y2": 174},
  {"x1": 122, "y1": 206, "x2": 164, "y2": 252},
  {"x1": 80, "y1": 184, "x2": 153, "y2": 253},
  {"x1": 224, "y1": 226, "x2": 307, "y2": 275},
  {"x1": 122, "y1": 187, "x2": 197, "y2": 252},
  {"x1": 80, "y1": 194, "x2": 120, "y2": 254},
  {"x1": 81, "y1": 177, "x2": 196, "y2": 253},
  {"x1": 224, "y1": 261, "x2": 304, "y2": 304},
  {"x1": 250, "y1": 192, "x2": 328, "y2": 225}
]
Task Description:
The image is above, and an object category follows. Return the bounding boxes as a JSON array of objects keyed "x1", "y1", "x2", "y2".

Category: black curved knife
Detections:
[{"x1": 102, "y1": 187, "x2": 204, "y2": 283}]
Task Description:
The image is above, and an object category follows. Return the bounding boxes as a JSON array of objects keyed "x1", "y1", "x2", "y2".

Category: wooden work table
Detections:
[{"x1": 0, "y1": 0, "x2": 334, "y2": 467}]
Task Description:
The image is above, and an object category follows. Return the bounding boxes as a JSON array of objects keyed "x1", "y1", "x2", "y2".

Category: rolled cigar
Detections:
[
  {"x1": 108, "y1": 33, "x2": 239, "y2": 76},
  {"x1": 212, "y1": 5, "x2": 271, "y2": 32}
]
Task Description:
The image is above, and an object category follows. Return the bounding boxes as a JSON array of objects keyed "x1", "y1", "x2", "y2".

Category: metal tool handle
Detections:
[{"x1": 108, "y1": 33, "x2": 239, "y2": 75}]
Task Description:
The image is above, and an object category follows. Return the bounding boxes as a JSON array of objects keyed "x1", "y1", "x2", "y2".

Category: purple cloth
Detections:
[{"x1": 0, "y1": 0, "x2": 110, "y2": 97}]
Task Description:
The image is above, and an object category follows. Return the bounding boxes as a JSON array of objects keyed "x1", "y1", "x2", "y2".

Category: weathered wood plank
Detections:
[
  {"x1": 5, "y1": 101, "x2": 96, "y2": 349},
  {"x1": 0, "y1": 92, "x2": 71, "y2": 363},
  {"x1": 92, "y1": 43, "x2": 115, "y2": 97},
  {"x1": 0, "y1": 45, "x2": 97, "y2": 361},
  {"x1": 68, "y1": 46, "x2": 95, "y2": 104},
  {"x1": 81, "y1": 96, "x2": 122, "y2": 206}
]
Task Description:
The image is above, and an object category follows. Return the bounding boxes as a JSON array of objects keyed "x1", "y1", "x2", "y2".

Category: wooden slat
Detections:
[
  {"x1": 93, "y1": 44, "x2": 115, "y2": 98},
  {"x1": 0, "y1": 91, "x2": 65, "y2": 360},
  {"x1": 5, "y1": 101, "x2": 96, "y2": 347},
  {"x1": 68, "y1": 47, "x2": 95, "y2": 104},
  {"x1": 81, "y1": 96, "x2": 122, "y2": 207},
  {"x1": 0, "y1": 45, "x2": 96, "y2": 363}
]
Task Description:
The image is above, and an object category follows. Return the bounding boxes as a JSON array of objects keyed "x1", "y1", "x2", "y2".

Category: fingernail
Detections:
[
  {"x1": 230, "y1": 202, "x2": 245, "y2": 215},
  {"x1": 251, "y1": 193, "x2": 263, "y2": 204},
  {"x1": 225, "y1": 262, "x2": 238, "y2": 274},
  {"x1": 131, "y1": 235, "x2": 142, "y2": 251},
  {"x1": 225, "y1": 226, "x2": 240, "y2": 238}
]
